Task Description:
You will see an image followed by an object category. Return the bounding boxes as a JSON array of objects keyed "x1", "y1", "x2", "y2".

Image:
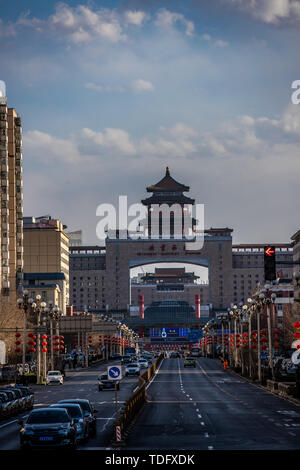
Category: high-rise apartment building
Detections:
[
  {"x1": 23, "y1": 216, "x2": 69, "y2": 314},
  {"x1": 0, "y1": 80, "x2": 23, "y2": 297}
]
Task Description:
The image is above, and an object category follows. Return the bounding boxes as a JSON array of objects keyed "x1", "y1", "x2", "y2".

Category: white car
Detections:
[
  {"x1": 138, "y1": 359, "x2": 148, "y2": 369},
  {"x1": 125, "y1": 363, "x2": 141, "y2": 376},
  {"x1": 46, "y1": 370, "x2": 63, "y2": 385}
]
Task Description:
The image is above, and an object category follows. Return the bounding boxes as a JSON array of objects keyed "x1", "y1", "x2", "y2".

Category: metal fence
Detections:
[{"x1": 113, "y1": 353, "x2": 164, "y2": 442}]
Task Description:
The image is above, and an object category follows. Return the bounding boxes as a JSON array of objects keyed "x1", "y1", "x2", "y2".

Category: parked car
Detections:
[
  {"x1": 125, "y1": 363, "x2": 141, "y2": 376},
  {"x1": 19, "y1": 408, "x2": 77, "y2": 449},
  {"x1": 46, "y1": 371, "x2": 63, "y2": 385},
  {"x1": 0, "y1": 392, "x2": 12, "y2": 419},
  {"x1": 14, "y1": 386, "x2": 34, "y2": 410},
  {"x1": 49, "y1": 403, "x2": 89, "y2": 442},
  {"x1": 0, "y1": 389, "x2": 18, "y2": 415},
  {"x1": 98, "y1": 374, "x2": 120, "y2": 391},
  {"x1": 5, "y1": 387, "x2": 26, "y2": 412},
  {"x1": 58, "y1": 399, "x2": 98, "y2": 437}
]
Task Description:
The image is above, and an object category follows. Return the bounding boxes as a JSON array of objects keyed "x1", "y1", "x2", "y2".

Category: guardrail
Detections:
[{"x1": 112, "y1": 353, "x2": 164, "y2": 445}]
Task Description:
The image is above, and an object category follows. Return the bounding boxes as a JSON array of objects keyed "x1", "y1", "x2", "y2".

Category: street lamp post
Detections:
[
  {"x1": 30, "y1": 296, "x2": 47, "y2": 384},
  {"x1": 17, "y1": 290, "x2": 34, "y2": 377}
]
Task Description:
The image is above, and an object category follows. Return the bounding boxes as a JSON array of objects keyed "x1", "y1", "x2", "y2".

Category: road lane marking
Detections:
[
  {"x1": 145, "y1": 359, "x2": 164, "y2": 390},
  {"x1": 0, "y1": 419, "x2": 18, "y2": 429}
]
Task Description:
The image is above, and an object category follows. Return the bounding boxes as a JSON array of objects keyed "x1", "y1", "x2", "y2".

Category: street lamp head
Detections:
[
  {"x1": 35, "y1": 294, "x2": 41, "y2": 301},
  {"x1": 31, "y1": 302, "x2": 37, "y2": 309},
  {"x1": 44, "y1": 307, "x2": 49, "y2": 313},
  {"x1": 259, "y1": 293, "x2": 265, "y2": 300},
  {"x1": 28, "y1": 298, "x2": 34, "y2": 304},
  {"x1": 271, "y1": 293, "x2": 276, "y2": 301},
  {"x1": 23, "y1": 289, "x2": 29, "y2": 296},
  {"x1": 17, "y1": 298, "x2": 23, "y2": 305},
  {"x1": 264, "y1": 284, "x2": 271, "y2": 291},
  {"x1": 242, "y1": 305, "x2": 247, "y2": 311},
  {"x1": 247, "y1": 298, "x2": 252, "y2": 304},
  {"x1": 233, "y1": 305, "x2": 237, "y2": 310},
  {"x1": 53, "y1": 306, "x2": 59, "y2": 313},
  {"x1": 40, "y1": 301, "x2": 47, "y2": 309}
]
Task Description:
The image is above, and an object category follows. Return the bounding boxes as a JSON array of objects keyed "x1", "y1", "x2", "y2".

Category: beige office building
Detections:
[
  {"x1": 23, "y1": 216, "x2": 69, "y2": 314},
  {"x1": 0, "y1": 81, "x2": 23, "y2": 298}
]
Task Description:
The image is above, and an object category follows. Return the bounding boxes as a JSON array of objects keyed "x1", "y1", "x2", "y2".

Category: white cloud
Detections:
[
  {"x1": 201, "y1": 33, "x2": 229, "y2": 47},
  {"x1": 131, "y1": 79, "x2": 155, "y2": 93},
  {"x1": 155, "y1": 9, "x2": 195, "y2": 36},
  {"x1": 223, "y1": 0, "x2": 300, "y2": 24},
  {"x1": 23, "y1": 130, "x2": 81, "y2": 164},
  {"x1": 84, "y1": 82, "x2": 125, "y2": 93},
  {"x1": 124, "y1": 11, "x2": 147, "y2": 26},
  {"x1": 81, "y1": 127, "x2": 136, "y2": 155}
]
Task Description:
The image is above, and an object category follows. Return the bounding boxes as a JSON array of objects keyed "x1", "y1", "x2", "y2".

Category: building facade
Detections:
[
  {"x1": 0, "y1": 81, "x2": 23, "y2": 297},
  {"x1": 23, "y1": 216, "x2": 69, "y2": 314}
]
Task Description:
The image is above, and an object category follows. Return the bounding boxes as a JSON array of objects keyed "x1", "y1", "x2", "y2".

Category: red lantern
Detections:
[
  {"x1": 15, "y1": 332, "x2": 21, "y2": 338},
  {"x1": 42, "y1": 334, "x2": 48, "y2": 339},
  {"x1": 42, "y1": 341, "x2": 48, "y2": 347},
  {"x1": 261, "y1": 337, "x2": 267, "y2": 343},
  {"x1": 42, "y1": 348, "x2": 48, "y2": 353},
  {"x1": 60, "y1": 345, "x2": 64, "y2": 351},
  {"x1": 261, "y1": 330, "x2": 267, "y2": 336},
  {"x1": 261, "y1": 345, "x2": 267, "y2": 351},
  {"x1": 294, "y1": 332, "x2": 300, "y2": 339},
  {"x1": 28, "y1": 333, "x2": 33, "y2": 338},
  {"x1": 293, "y1": 321, "x2": 300, "y2": 329},
  {"x1": 273, "y1": 329, "x2": 279, "y2": 335},
  {"x1": 15, "y1": 340, "x2": 21, "y2": 345},
  {"x1": 15, "y1": 348, "x2": 21, "y2": 353}
]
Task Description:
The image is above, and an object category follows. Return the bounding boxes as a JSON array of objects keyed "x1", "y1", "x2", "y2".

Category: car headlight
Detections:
[
  {"x1": 58, "y1": 429, "x2": 69, "y2": 435},
  {"x1": 24, "y1": 429, "x2": 34, "y2": 435}
]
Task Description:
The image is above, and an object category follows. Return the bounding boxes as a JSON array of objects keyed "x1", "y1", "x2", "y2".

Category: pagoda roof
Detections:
[
  {"x1": 146, "y1": 167, "x2": 190, "y2": 193},
  {"x1": 141, "y1": 193, "x2": 195, "y2": 206}
]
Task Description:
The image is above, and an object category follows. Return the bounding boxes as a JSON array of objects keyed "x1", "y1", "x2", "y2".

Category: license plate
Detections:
[{"x1": 39, "y1": 436, "x2": 53, "y2": 441}]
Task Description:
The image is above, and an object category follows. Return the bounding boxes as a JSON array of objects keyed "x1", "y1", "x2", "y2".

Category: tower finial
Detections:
[{"x1": 166, "y1": 166, "x2": 170, "y2": 176}]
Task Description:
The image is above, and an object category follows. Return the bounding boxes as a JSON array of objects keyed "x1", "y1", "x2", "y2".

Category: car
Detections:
[
  {"x1": 138, "y1": 359, "x2": 149, "y2": 369},
  {"x1": 14, "y1": 386, "x2": 34, "y2": 410},
  {"x1": 121, "y1": 355, "x2": 132, "y2": 365},
  {"x1": 49, "y1": 404, "x2": 89, "y2": 442},
  {"x1": 0, "y1": 389, "x2": 18, "y2": 415},
  {"x1": 19, "y1": 407, "x2": 77, "y2": 449},
  {"x1": 111, "y1": 353, "x2": 122, "y2": 360},
  {"x1": 58, "y1": 399, "x2": 98, "y2": 437},
  {"x1": 5, "y1": 387, "x2": 26, "y2": 412},
  {"x1": 0, "y1": 392, "x2": 12, "y2": 419},
  {"x1": 98, "y1": 374, "x2": 120, "y2": 391},
  {"x1": 125, "y1": 363, "x2": 141, "y2": 376},
  {"x1": 46, "y1": 370, "x2": 63, "y2": 385},
  {"x1": 170, "y1": 352, "x2": 180, "y2": 358},
  {"x1": 184, "y1": 358, "x2": 196, "y2": 368}
]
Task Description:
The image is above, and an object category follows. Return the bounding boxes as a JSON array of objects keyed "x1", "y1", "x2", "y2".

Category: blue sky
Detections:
[{"x1": 1, "y1": 0, "x2": 300, "y2": 244}]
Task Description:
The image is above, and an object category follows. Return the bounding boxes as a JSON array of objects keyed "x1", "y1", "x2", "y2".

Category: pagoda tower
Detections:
[{"x1": 141, "y1": 167, "x2": 196, "y2": 239}]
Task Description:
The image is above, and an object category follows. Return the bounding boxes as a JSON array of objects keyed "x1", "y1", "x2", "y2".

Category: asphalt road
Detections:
[
  {"x1": 0, "y1": 360, "x2": 140, "y2": 450},
  {"x1": 125, "y1": 357, "x2": 300, "y2": 450}
]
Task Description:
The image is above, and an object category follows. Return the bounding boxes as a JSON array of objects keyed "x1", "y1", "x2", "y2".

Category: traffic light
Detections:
[{"x1": 264, "y1": 245, "x2": 276, "y2": 281}]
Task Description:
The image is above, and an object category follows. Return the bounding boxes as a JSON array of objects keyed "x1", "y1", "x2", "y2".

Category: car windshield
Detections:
[
  {"x1": 1, "y1": 391, "x2": 13, "y2": 400},
  {"x1": 12, "y1": 389, "x2": 22, "y2": 398},
  {"x1": 60, "y1": 401, "x2": 91, "y2": 412},
  {"x1": 100, "y1": 375, "x2": 108, "y2": 380},
  {"x1": 129, "y1": 363, "x2": 138, "y2": 367},
  {"x1": 27, "y1": 410, "x2": 70, "y2": 424},
  {"x1": 51, "y1": 405, "x2": 82, "y2": 418},
  {"x1": 48, "y1": 372, "x2": 60, "y2": 376}
]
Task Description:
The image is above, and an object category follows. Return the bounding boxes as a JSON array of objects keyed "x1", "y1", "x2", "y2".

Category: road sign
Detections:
[
  {"x1": 292, "y1": 349, "x2": 300, "y2": 365},
  {"x1": 107, "y1": 365, "x2": 122, "y2": 381}
]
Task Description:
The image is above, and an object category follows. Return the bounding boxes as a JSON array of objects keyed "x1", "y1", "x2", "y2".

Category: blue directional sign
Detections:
[{"x1": 107, "y1": 365, "x2": 122, "y2": 381}]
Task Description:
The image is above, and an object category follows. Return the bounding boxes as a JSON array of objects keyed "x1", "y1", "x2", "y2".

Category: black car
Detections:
[
  {"x1": 98, "y1": 374, "x2": 120, "y2": 391},
  {"x1": 121, "y1": 355, "x2": 132, "y2": 365},
  {"x1": 0, "y1": 392, "x2": 12, "y2": 419},
  {"x1": 19, "y1": 408, "x2": 77, "y2": 449},
  {"x1": 58, "y1": 399, "x2": 98, "y2": 437},
  {"x1": 0, "y1": 389, "x2": 18, "y2": 415},
  {"x1": 170, "y1": 352, "x2": 180, "y2": 358},
  {"x1": 111, "y1": 353, "x2": 122, "y2": 360},
  {"x1": 5, "y1": 387, "x2": 26, "y2": 412},
  {"x1": 49, "y1": 404, "x2": 89, "y2": 442}
]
